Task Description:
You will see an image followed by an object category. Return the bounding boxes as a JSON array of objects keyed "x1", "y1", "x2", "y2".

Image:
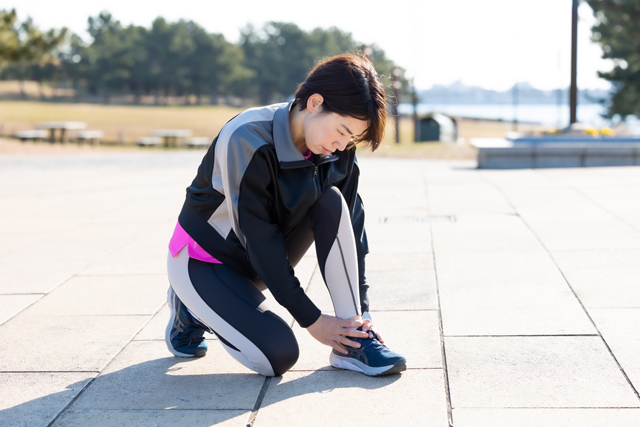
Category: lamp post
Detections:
[
  {"x1": 570, "y1": 0, "x2": 579, "y2": 124},
  {"x1": 391, "y1": 67, "x2": 402, "y2": 144}
]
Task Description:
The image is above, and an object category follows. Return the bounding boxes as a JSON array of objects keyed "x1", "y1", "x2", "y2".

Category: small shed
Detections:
[{"x1": 416, "y1": 113, "x2": 457, "y2": 142}]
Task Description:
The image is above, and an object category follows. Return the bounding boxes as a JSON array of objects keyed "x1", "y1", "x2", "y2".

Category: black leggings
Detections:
[{"x1": 167, "y1": 186, "x2": 361, "y2": 376}]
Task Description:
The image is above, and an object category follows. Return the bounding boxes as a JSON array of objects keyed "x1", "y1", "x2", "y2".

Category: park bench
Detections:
[
  {"x1": 137, "y1": 136, "x2": 162, "y2": 147},
  {"x1": 151, "y1": 129, "x2": 192, "y2": 147},
  {"x1": 35, "y1": 121, "x2": 87, "y2": 143},
  {"x1": 14, "y1": 129, "x2": 48, "y2": 142},
  {"x1": 75, "y1": 130, "x2": 104, "y2": 145},
  {"x1": 185, "y1": 136, "x2": 211, "y2": 148}
]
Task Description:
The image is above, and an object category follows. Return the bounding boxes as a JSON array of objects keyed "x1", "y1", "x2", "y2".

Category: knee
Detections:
[
  {"x1": 258, "y1": 311, "x2": 299, "y2": 376},
  {"x1": 317, "y1": 186, "x2": 343, "y2": 210},
  {"x1": 263, "y1": 329, "x2": 299, "y2": 377},
  {"x1": 310, "y1": 186, "x2": 345, "y2": 228}
]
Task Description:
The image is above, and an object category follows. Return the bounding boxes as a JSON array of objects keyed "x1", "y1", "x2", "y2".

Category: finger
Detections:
[
  {"x1": 339, "y1": 318, "x2": 364, "y2": 328},
  {"x1": 332, "y1": 342, "x2": 349, "y2": 354},
  {"x1": 376, "y1": 331, "x2": 385, "y2": 344},
  {"x1": 343, "y1": 328, "x2": 368, "y2": 338},
  {"x1": 340, "y1": 336, "x2": 362, "y2": 348}
]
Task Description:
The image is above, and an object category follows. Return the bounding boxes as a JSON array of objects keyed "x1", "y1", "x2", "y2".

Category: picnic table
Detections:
[
  {"x1": 151, "y1": 129, "x2": 192, "y2": 147},
  {"x1": 35, "y1": 121, "x2": 87, "y2": 143}
]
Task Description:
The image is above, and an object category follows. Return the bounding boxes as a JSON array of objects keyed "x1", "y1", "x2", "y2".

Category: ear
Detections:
[{"x1": 306, "y1": 93, "x2": 324, "y2": 112}]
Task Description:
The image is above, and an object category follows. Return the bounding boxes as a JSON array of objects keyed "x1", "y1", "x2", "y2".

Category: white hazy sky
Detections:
[{"x1": 7, "y1": 0, "x2": 614, "y2": 92}]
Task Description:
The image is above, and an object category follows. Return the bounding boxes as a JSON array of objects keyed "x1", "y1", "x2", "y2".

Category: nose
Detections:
[{"x1": 333, "y1": 136, "x2": 351, "y2": 152}]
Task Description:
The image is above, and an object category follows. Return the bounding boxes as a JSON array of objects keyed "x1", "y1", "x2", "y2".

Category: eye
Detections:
[{"x1": 337, "y1": 129, "x2": 344, "y2": 135}]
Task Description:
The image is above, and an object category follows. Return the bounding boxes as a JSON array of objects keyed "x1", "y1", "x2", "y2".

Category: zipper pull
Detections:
[{"x1": 313, "y1": 166, "x2": 318, "y2": 178}]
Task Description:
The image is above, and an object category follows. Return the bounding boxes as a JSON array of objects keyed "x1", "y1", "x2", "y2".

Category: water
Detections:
[{"x1": 398, "y1": 102, "x2": 640, "y2": 133}]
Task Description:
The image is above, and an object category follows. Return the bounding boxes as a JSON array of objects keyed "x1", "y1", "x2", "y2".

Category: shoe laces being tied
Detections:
[{"x1": 347, "y1": 327, "x2": 387, "y2": 353}]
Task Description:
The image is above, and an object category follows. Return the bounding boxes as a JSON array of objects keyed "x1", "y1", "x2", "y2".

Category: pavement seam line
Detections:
[
  {"x1": 538, "y1": 170, "x2": 640, "y2": 236},
  {"x1": 0, "y1": 221, "x2": 171, "y2": 328},
  {"x1": 245, "y1": 377, "x2": 272, "y2": 427},
  {"x1": 243, "y1": 261, "x2": 319, "y2": 427},
  {"x1": 46, "y1": 301, "x2": 167, "y2": 426},
  {"x1": 425, "y1": 172, "x2": 455, "y2": 427},
  {"x1": 485, "y1": 169, "x2": 640, "y2": 403}
]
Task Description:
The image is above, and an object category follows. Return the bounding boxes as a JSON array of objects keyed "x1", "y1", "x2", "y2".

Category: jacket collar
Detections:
[{"x1": 273, "y1": 102, "x2": 337, "y2": 169}]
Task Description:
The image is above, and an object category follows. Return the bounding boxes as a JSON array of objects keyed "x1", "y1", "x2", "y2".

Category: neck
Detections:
[{"x1": 289, "y1": 105, "x2": 309, "y2": 155}]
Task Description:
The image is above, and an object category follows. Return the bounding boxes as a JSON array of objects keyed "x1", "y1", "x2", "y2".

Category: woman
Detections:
[{"x1": 166, "y1": 53, "x2": 406, "y2": 377}]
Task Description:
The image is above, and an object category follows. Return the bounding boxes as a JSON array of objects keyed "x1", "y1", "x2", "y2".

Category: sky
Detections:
[{"x1": 6, "y1": 0, "x2": 614, "y2": 92}]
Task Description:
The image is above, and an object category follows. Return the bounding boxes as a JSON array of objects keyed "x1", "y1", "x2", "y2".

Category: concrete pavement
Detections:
[{"x1": 1, "y1": 148, "x2": 640, "y2": 426}]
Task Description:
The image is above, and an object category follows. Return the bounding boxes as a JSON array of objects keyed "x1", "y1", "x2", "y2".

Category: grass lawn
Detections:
[{"x1": 0, "y1": 100, "x2": 546, "y2": 158}]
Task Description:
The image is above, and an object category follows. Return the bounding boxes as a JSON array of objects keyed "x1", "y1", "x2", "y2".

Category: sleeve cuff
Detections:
[{"x1": 287, "y1": 293, "x2": 322, "y2": 328}]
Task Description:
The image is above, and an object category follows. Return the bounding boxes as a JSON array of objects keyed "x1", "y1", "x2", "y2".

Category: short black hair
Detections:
[{"x1": 292, "y1": 53, "x2": 386, "y2": 151}]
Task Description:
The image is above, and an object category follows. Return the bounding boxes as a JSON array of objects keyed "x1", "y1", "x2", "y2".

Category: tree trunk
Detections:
[{"x1": 18, "y1": 79, "x2": 26, "y2": 100}]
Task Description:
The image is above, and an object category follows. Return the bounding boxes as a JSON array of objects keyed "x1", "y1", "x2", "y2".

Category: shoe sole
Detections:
[
  {"x1": 165, "y1": 287, "x2": 206, "y2": 358},
  {"x1": 329, "y1": 352, "x2": 407, "y2": 376}
]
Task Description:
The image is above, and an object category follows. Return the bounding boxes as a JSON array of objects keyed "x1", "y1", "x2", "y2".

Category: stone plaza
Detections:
[{"x1": 1, "y1": 148, "x2": 640, "y2": 426}]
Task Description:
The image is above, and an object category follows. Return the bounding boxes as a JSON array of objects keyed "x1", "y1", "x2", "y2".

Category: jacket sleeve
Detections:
[
  {"x1": 334, "y1": 150, "x2": 370, "y2": 313},
  {"x1": 234, "y1": 147, "x2": 322, "y2": 328}
]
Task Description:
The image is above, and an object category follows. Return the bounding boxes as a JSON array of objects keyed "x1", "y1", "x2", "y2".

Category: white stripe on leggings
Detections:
[
  {"x1": 166, "y1": 247, "x2": 275, "y2": 377},
  {"x1": 323, "y1": 193, "x2": 360, "y2": 319}
]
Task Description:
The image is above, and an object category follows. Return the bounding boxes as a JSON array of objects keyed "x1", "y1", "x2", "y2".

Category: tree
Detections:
[
  {"x1": 0, "y1": 9, "x2": 66, "y2": 98},
  {"x1": 586, "y1": 0, "x2": 640, "y2": 119},
  {"x1": 86, "y1": 12, "x2": 147, "y2": 103}
]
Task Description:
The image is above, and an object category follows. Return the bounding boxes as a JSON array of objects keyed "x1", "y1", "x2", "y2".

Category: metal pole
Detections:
[
  {"x1": 512, "y1": 83, "x2": 518, "y2": 132},
  {"x1": 411, "y1": 78, "x2": 419, "y2": 142},
  {"x1": 570, "y1": 0, "x2": 579, "y2": 124},
  {"x1": 391, "y1": 67, "x2": 401, "y2": 144}
]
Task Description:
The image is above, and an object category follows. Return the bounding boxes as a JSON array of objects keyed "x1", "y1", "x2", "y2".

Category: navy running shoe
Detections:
[
  {"x1": 165, "y1": 287, "x2": 210, "y2": 358},
  {"x1": 330, "y1": 327, "x2": 407, "y2": 376}
]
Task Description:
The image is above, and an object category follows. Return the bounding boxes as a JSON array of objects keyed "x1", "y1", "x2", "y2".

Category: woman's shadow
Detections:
[{"x1": 1, "y1": 351, "x2": 402, "y2": 426}]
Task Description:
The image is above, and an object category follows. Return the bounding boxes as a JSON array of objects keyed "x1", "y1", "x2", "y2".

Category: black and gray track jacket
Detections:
[{"x1": 178, "y1": 102, "x2": 369, "y2": 328}]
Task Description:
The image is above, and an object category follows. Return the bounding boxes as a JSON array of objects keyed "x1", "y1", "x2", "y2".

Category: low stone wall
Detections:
[{"x1": 472, "y1": 137, "x2": 640, "y2": 169}]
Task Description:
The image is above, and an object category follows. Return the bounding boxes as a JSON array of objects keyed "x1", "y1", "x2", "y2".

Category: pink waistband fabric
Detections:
[
  {"x1": 169, "y1": 222, "x2": 222, "y2": 264},
  {"x1": 170, "y1": 150, "x2": 312, "y2": 264}
]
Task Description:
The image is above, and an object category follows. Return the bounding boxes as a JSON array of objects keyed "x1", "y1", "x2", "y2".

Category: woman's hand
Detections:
[
  {"x1": 361, "y1": 317, "x2": 385, "y2": 344},
  {"x1": 307, "y1": 314, "x2": 368, "y2": 354}
]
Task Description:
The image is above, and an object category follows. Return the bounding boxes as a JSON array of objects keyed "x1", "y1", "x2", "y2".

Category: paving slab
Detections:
[
  {"x1": 439, "y1": 283, "x2": 593, "y2": 335},
  {"x1": 52, "y1": 409, "x2": 250, "y2": 427},
  {"x1": 426, "y1": 184, "x2": 516, "y2": 216},
  {"x1": 366, "y1": 237, "x2": 432, "y2": 254},
  {"x1": 31, "y1": 274, "x2": 166, "y2": 316},
  {"x1": 453, "y1": 408, "x2": 640, "y2": 427},
  {"x1": 501, "y1": 188, "x2": 640, "y2": 250},
  {"x1": 78, "y1": 227, "x2": 173, "y2": 276},
  {"x1": 0, "y1": 240, "x2": 128, "y2": 294},
  {"x1": 519, "y1": 216, "x2": 640, "y2": 251},
  {"x1": 0, "y1": 232, "x2": 48, "y2": 259},
  {"x1": 366, "y1": 268, "x2": 439, "y2": 311},
  {"x1": 0, "y1": 313, "x2": 150, "y2": 371},
  {"x1": 590, "y1": 308, "x2": 640, "y2": 392},
  {"x1": 435, "y1": 250, "x2": 569, "y2": 289},
  {"x1": 551, "y1": 249, "x2": 640, "y2": 308},
  {"x1": 479, "y1": 169, "x2": 559, "y2": 190},
  {"x1": 446, "y1": 336, "x2": 640, "y2": 408},
  {"x1": 364, "y1": 222, "x2": 431, "y2": 242},
  {"x1": 0, "y1": 294, "x2": 41, "y2": 325},
  {"x1": 254, "y1": 369, "x2": 448, "y2": 427},
  {"x1": 69, "y1": 341, "x2": 264, "y2": 411},
  {"x1": 365, "y1": 251, "x2": 433, "y2": 271},
  {"x1": 290, "y1": 310, "x2": 441, "y2": 371},
  {"x1": 430, "y1": 214, "x2": 544, "y2": 252},
  {"x1": 436, "y1": 251, "x2": 593, "y2": 335},
  {"x1": 0, "y1": 372, "x2": 95, "y2": 427}
]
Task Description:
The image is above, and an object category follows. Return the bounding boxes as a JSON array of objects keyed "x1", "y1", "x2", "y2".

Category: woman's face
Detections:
[{"x1": 303, "y1": 107, "x2": 369, "y2": 155}]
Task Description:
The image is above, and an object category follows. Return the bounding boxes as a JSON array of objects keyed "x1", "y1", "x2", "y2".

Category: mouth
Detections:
[{"x1": 321, "y1": 147, "x2": 332, "y2": 155}]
